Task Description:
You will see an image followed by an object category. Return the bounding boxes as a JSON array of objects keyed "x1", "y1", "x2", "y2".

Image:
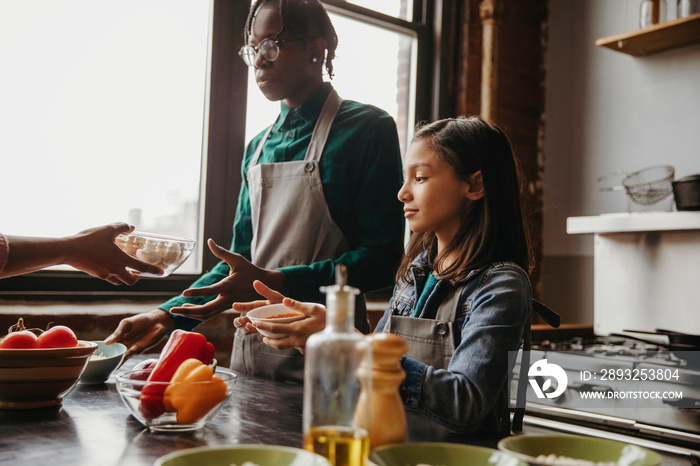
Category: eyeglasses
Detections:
[{"x1": 238, "y1": 37, "x2": 305, "y2": 67}]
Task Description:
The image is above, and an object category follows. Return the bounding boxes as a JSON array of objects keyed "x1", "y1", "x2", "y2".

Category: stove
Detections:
[{"x1": 511, "y1": 334, "x2": 700, "y2": 454}]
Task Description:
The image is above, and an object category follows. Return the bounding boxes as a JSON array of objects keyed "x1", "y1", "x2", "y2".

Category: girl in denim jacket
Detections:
[
  {"x1": 236, "y1": 116, "x2": 532, "y2": 435},
  {"x1": 372, "y1": 116, "x2": 532, "y2": 435}
]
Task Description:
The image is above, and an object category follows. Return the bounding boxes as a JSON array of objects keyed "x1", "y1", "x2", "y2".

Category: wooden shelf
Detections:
[{"x1": 596, "y1": 12, "x2": 700, "y2": 56}]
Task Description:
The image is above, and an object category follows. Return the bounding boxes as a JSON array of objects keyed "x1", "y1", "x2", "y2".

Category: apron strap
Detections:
[
  {"x1": 532, "y1": 300, "x2": 561, "y2": 328},
  {"x1": 250, "y1": 124, "x2": 275, "y2": 167},
  {"x1": 512, "y1": 300, "x2": 558, "y2": 432},
  {"x1": 512, "y1": 313, "x2": 531, "y2": 432},
  {"x1": 305, "y1": 89, "x2": 342, "y2": 162},
  {"x1": 249, "y1": 89, "x2": 343, "y2": 167},
  {"x1": 433, "y1": 284, "x2": 460, "y2": 323}
]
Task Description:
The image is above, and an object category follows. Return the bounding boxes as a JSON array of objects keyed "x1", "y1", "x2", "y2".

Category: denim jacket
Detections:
[{"x1": 374, "y1": 250, "x2": 531, "y2": 435}]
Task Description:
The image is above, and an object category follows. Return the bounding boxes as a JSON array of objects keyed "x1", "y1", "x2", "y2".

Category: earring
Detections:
[{"x1": 312, "y1": 57, "x2": 318, "y2": 63}]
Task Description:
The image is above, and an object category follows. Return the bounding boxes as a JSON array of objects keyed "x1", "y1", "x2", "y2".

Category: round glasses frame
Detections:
[{"x1": 238, "y1": 37, "x2": 306, "y2": 67}]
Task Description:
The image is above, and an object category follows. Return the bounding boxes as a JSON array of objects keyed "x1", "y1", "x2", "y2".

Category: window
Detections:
[
  {"x1": 0, "y1": 0, "x2": 212, "y2": 277},
  {"x1": 0, "y1": 0, "x2": 434, "y2": 300},
  {"x1": 345, "y1": 0, "x2": 414, "y2": 20}
]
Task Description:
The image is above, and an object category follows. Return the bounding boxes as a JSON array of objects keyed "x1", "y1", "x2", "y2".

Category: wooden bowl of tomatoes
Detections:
[{"x1": 0, "y1": 319, "x2": 97, "y2": 409}]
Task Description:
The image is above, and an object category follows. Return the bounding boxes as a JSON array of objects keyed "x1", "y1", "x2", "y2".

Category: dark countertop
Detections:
[{"x1": 0, "y1": 356, "x2": 696, "y2": 466}]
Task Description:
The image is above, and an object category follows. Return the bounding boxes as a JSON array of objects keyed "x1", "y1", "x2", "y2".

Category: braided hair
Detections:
[{"x1": 244, "y1": 0, "x2": 338, "y2": 78}]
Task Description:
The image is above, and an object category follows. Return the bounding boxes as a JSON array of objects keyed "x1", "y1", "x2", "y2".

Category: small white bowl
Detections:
[
  {"x1": 245, "y1": 303, "x2": 306, "y2": 339},
  {"x1": 80, "y1": 341, "x2": 126, "y2": 384}
]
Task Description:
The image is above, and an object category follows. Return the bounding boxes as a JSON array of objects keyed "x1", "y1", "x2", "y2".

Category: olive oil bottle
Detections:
[{"x1": 303, "y1": 265, "x2": 371, "y2": 466}]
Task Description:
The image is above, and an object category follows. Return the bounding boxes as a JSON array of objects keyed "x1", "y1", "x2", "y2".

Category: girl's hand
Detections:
[
  {"x1": 232, "y1": 280, "x2": 285, "y2": 335},
  {"x1": 251, "y1": 298, "x2": 327, "y2": 354},
  {"x1": 231, "y1": 280, "x2": 327, "y2": 353}
]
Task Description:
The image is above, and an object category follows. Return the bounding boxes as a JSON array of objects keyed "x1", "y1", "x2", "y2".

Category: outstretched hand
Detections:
[
  {"x1": 104, "y1": 309, "x2": 174, "y2": 360},
  {"x1": 64, "y1": 223, "x2": 164, "y2": 285},
  {"x1": 233, "y1": 280, "x2": 326, "y2": 354},
  {"x1": 169, "y1": 239, "x2": 286, "y2": 321}
]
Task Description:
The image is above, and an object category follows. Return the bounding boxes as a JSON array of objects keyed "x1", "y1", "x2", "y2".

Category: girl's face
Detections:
[
  {"x1": 248, "y1": 5, "x2": 323, "y2": 108},
  {"x1": 398, "y1": 140, "x2": 476, "y2": 248}
]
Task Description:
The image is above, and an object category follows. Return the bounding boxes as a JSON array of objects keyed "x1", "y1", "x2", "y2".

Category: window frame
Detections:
[{"x1": 0, "y1": 0, "x2": 439, "y2": 302}]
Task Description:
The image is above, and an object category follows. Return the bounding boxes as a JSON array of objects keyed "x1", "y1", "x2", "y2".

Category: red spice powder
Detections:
[{"x1": 267, "y1": 312, "x2": 303, "y2": 319}]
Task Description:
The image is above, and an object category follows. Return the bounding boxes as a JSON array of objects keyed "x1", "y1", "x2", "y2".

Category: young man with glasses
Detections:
[{"x1": 107, "y1": 0, "x2": 404, "y2": 383}]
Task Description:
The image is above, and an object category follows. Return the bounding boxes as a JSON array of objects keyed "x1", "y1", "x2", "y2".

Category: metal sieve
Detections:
[{"x1": 598, "y1": 165, "x2": 675, "y2": 212}]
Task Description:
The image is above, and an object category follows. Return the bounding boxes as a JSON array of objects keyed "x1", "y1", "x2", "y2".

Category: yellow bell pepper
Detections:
[{"x1": 163, "y1": 358, "x2": 228, "y2": 424}]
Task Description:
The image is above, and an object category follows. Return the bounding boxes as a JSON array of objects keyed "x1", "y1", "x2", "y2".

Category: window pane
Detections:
[
  {"x1": 0, "y1": 0, "x2": 212, "y2": 275},
  {"x1": 346, "y1": 0, "x2": 414, "y2": 21},
  {"x1": 245, "y1": 12, "x2": 416, "y2": 156}
]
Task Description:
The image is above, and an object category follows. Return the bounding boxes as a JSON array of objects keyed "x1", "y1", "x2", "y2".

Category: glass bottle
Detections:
[
  {"x1": 640, "y1": 0, "x2": 667, "y2": 27},
  {"x1": 303, "y1": 265, "x2": 371, "y2": 466}
]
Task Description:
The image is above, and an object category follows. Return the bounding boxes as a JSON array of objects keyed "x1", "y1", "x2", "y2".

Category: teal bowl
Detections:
[
  {"x1": 498, "y1": 434, "x2": 661, "y2": 465},
  {"x1": 154, "y1": 444, "x2": 332, "y2": 466},
  {"x1": 369, "y1": 442, "x2": 526, "y2": 466},
  {"x1": 79, "y1": 341, "x2": 126, "y2": 384}
]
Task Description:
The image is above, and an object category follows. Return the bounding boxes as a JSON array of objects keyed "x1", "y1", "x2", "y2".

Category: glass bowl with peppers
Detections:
[{"x1": 115, "y1": 330, "x2": 237, "y2": 432}]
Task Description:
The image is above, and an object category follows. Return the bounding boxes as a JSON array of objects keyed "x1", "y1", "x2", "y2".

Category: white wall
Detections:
[{"x1": 542, "y1": 0, "x2": 700, "y2": 324}]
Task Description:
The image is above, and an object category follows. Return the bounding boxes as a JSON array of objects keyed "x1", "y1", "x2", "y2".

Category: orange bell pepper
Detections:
[{"x1": 162, "y1": 358, "x2": 228, "y2": 424}]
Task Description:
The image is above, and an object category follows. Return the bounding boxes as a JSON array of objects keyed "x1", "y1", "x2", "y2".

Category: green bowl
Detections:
[
  {"x1": 497, "y1": 434, "x2": 661, "y2": 465},
  {"x1": 369, "y1": 442, "x2": 526, "y2": 466},
  {"x1": 154, "y1": 444, "x2": 331, "y2": 466}
]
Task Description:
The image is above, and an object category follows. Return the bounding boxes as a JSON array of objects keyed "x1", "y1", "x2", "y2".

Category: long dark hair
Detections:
[
  {"x1": 244, "y1": 0, "x2": 338, "y2": 78},
  {"x1": 396, "y1": 116, "x2": 532, "y2": 284}
]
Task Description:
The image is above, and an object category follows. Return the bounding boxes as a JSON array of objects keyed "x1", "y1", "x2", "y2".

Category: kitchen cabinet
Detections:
[
  {"x1": 596, "y1": 12, "x2": 700, "y2": 56},
  {"x1": 567, "y1": 212, "x2": 700, "y2": 336}
]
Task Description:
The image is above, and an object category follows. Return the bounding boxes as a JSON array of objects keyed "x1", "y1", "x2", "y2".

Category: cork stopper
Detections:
[{"x1": 320, "y1": 264, "x2": 359, "y2": 319}]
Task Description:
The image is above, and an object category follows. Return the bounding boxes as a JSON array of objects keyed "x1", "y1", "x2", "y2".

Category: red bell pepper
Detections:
[{"x1": 139, "y1": 329, "x2": 216, "y2": 419}]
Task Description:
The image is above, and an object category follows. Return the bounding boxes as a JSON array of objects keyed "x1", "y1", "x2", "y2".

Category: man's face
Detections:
[{"x1": 248, "y1": 5, "x2": 318, "y2": 107}]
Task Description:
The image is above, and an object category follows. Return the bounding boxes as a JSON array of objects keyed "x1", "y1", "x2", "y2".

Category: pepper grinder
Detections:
[{"x1": 354, "y1": 332, "x2": 409, "y2": 449}]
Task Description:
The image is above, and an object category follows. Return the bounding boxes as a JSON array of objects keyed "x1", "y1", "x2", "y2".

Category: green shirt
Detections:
[
  {"x1": 413, "y1": 273, "x2": 438, "y2": 317},
  {"x1": 164, "y1": 83, "x2": 405, "y2": 330}
]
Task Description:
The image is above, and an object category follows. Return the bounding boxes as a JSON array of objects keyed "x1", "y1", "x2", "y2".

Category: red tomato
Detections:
[
  {"x1": 36, "y1": 325, "x2": 78, "y2": 348},
  {"x1": 0, "y1": 330, "x2": 38, "y2": 349}
]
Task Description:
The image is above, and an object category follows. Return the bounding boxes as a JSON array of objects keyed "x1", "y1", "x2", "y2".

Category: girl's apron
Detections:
[
  {"x1": 381, "y1": 285, "x2": 461, "y2": 370},
  {"x1": 382, "y1": 283, "x2": 542, "y2": 433},
  {"x1": 230, "y1": 89, "x2": 349, "y2": 382}
]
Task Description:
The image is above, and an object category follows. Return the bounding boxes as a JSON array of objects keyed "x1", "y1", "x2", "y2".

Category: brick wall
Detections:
[{"x1": 450, "y1": 0, "x2": 548, "y2": 303}]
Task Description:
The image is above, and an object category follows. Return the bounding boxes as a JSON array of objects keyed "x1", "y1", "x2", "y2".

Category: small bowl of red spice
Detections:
[{"x1": 245, "y1": 304, "x2": 307, "y2": 339}]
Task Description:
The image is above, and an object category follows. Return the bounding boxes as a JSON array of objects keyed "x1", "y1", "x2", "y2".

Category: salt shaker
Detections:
[{"x1": 355, "y1": 332, "x2": 409, "y2": 449}]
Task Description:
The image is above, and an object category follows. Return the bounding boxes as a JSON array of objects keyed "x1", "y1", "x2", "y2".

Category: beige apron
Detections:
[
  {"x1": 383, "y1": 283, "x2": 535, "y2": 433},
  {"x1": 381, "y1": 285, "x2": 460, "y2": 370},
  {"x1": 230, "y1": 89, "x2": 351, "y2": 382}
]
